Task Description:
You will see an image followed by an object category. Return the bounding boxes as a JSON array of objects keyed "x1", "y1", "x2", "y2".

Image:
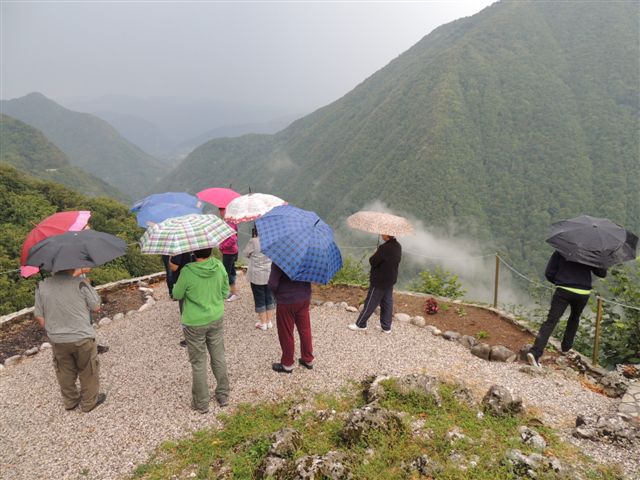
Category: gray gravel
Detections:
[{"x1": 1, "y1": 271, "x2": 638, "y2": 479}]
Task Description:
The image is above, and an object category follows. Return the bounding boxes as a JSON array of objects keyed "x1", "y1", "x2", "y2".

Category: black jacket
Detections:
[
  {"x1": 369, "y1": 238, "x2": 402, "y2": 288},
  {"x1": 545, "y1": 251, "x2": 607, "y2": 290}
]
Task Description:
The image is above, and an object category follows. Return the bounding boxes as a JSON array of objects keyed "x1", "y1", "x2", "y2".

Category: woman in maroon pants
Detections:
[{"x1": 268, "y1": 263, "x2": 314, "y2": 373}]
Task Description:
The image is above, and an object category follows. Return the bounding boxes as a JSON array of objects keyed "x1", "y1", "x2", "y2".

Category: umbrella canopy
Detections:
[
  {"x1": 20, "y1": 211, "x2": 92, "y2": 277},
  {"x1": 546, "y1": 215, "x2": 638, "y2": 269},
  {"x1": 346, "y1": 211, "x2": 415, "y2": 237},
  {"x1": 255, "y1": 205, "x2": 342, "y2": 284},
  {"x1": 133, "y1": 202, "x2": 203, "y2": 228},
  {"x1": 131, "y1": 192, "x2": 202, "y2": 212},
  {"x1": 224, "y1": 193, "x2": 287, "y2": 223},
  {"x1": 197, "y1": 188, "x2": 241, "y2": 209},
  {"x1": 140, "y1": 214, "x2": 235, "y2": 255},
  {"x1": 26, "y1": 230, "x2": 127, "y2": 273}
]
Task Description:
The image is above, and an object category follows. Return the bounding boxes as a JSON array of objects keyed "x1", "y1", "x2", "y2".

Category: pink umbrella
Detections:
[
  {"x1": 196, "y1": 188, "x2": 241, "y2": 208},
  {"x1": 20, "y1": 211, "x2": 92, "y2": 277}
]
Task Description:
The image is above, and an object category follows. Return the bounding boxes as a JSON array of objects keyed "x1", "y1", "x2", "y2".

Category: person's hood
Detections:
[{"x1": 187, "y1": 257, "x2": 220, "y2": 278}]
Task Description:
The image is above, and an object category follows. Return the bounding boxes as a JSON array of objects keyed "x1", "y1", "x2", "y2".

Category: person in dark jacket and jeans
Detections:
[
  {"x1": 268, "y1": 263, "x2": 314, "y2": 373},
  {"x1": 348, "y1": 235, "x2": 402, "y2": 333},
  {"x1": 527, "y1": 250, "x2": 607, "y2": 367}
]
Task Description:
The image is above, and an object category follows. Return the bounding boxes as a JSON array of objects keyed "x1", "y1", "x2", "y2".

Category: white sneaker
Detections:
[
  {"x1": 348, "y1": 324, "x2": 367, "y2": 331},
  {"x1": 255, "y1": 322, "x2": 267, "y2": 331},
  {"x1": 527, "y1": 352, "x2": 541, "y2": 368},
  {"x1": 267, "y1": 322, "x2": 273, "y2": 329},
  {"x1": 226, "y1": 294, "x2": 239, "y2": 302},
  {"x1": 381, "y1": 328, "x2": 392, "y2": 334}
]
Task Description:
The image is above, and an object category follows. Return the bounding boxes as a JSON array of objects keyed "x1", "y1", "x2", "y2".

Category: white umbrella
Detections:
[
  {"x1": 346, "y1": 211, "x2": 414, "y2": 237},
  {"x1": 224, "y1": 193, "x2": 287, "y2": 223}
]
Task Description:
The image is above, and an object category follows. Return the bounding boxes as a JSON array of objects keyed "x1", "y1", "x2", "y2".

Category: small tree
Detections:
[
  {"x1": 409, "y1": 266, "x2": 465, "y2": 300},
  {"x1": 330, "y1": 255, "x2": 369, "y2": 287}
]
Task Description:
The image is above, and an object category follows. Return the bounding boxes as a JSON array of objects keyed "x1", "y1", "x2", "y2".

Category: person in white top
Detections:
[{"x1": 242, "y1": 226, "x2": 275, "y2": 331}]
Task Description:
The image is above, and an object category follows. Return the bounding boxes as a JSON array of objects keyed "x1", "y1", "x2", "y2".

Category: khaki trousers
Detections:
[
  {"x1": 51, "y1": 338, "x2": 99, "y2": 412},
  {"x1": 184, "y1": 319, "x2": 229, "y2": 411}
]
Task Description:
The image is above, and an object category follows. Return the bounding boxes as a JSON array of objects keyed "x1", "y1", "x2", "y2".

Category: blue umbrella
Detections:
[
  {"x1": 131, "y1": 192, "x2": 202, "y2": 212},
  {"x1": 256, "y1": 205, "x2": 342, "y2": 284},
  {"x1": 133, "y1": 203, "x2": 204, "y2": 228}
]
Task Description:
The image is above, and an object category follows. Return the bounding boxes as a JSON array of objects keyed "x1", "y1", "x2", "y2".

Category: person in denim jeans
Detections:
[
  {"x1": 243, "y1": 226, "x2": 275, "y2": 330},
  {"x1": 172, "y1": 248, "x2": 230, "y2": 412}
]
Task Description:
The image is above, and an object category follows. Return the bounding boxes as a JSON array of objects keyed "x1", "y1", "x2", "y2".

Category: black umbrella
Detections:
[
  {"x1": 546, "y1": 215, "x2": 638, "y2": 269},
  {"x1": 26, "y1": 230, "x2": 128, "y2": 272}
]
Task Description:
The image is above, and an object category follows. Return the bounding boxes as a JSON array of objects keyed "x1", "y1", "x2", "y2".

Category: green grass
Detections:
[{"x1": 132, "y1": 381, "x2": 624, "y2": 480}]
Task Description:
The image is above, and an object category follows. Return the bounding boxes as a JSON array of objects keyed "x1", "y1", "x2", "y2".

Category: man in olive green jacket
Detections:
[{"x1": 172, "y1": 248, "x2": 230, "y2": 413}]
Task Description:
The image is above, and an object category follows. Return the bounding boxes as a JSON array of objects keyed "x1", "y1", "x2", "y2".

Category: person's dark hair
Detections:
[
  {"x1": 252, "y1": 226, "x2": 258, "y2": 238},
  {"x1": 194, "y1": 248, "x2": 212, "y2": 259}
]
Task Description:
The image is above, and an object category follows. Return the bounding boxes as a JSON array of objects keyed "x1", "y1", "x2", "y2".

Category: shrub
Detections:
[
  {"x1": 409, "y1": 266, "x2": 465, "y2": 300},
  {"x1": 330, "y1": 255, "x2": 368, "y2": 287}
]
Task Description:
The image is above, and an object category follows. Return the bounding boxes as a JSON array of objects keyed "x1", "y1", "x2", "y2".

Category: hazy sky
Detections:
[{"x1": 1, "y1": 1, "x2": 494, "y2": 112}]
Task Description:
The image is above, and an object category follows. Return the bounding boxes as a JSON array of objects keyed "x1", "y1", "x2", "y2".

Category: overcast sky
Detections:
[{"x1": 1, "y1": 1, "x2": 494, "y2": 112}]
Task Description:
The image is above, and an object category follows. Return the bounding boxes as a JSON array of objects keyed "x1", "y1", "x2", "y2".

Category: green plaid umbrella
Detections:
[{"x1": 140, "y1": 214, "x2": 235, "y2": 255}]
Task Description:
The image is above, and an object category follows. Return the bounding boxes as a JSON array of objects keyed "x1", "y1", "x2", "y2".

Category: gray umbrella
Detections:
[
  {"x1": 26, "y1": 230, "x2": 127, "y2": 273},
  {"x1": 546, "y1": 215, "x2": 638, "y2": 268}
]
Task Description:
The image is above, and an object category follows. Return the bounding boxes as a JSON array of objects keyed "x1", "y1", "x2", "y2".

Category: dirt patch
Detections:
[
  {"x1": 0, "y1": 285, "x2": 145, "y2": 363},
  {"x1": 312, "y1": 284, "x2": 555, "y2": 365}
]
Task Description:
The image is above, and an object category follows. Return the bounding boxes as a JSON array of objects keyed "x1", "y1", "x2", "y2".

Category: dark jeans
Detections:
[
  {"x1": 250, "y1": 283, "x2": 275, "y2": 313},
  {"x1": 355, "y1": 286, "x2": 394, "y2": 331},
  {"x1": 222, "y1": 253, "x2": 238, "y2": 286},
  {"x1": 530, "y1": 288, "x2": 590, "y2": 359}
]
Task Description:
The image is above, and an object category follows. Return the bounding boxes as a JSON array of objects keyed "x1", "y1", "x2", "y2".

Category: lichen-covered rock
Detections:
[
  {"x1": 292, "y1": 451, "x2": 352, "y2": 480},
  {"x1": 364, "y1": 374, "x2": 392, "y2": 403},
  {"x1": 395, "y1": 374, "x2": 442, "y2": 407},
  {"x1": 112, "y1": 313, "x2": 125, "y2": 321},
  {"x1": 345, "y1": 306, "x2": 358, "y2": 313},
  {"x1": 268, "y1": 428, "x2": 302, "y2": 457},
  {"x1": 452, "y1": 382, "x2": 476, "y2": 407},
  {"x1": 598, "y1": 371, "x2": 630, "y2": 398},
  {"x1": 502, "y1": 449, "x2": 564, "y2": 478},
  {"x1": 518, "y1": 365, "x2": 548, "y2": 377},
  {"x1": 403, "y1": 454, "x2": 441, "y2": 477},
  {"x1": 24, "y1": 347, "x2": 39, "y2": 356},
  {"x1": 482, "y1": 385, "x2": 523, "y2": 417},
  {"x1": 394, "y1": 313, "x2": 411, "y2": 323},
  {"x1": 489, "y1": 345, "x2": 516, "y2": 362},
  {"x1": 256, "y1": 456, "x2": 289, "y2": 479},
  {"x1": 574, "y1": 413, "x2": 640, "y2": 445},
  {"x1": 458, "y1": 335, "x2": 477, "y2": 349},
  {"x1": 341, "y1": 405, "x2": 406, "y2": 445},
  {"x1": 518, "y1": 426, "x2": 547, "y2": 451},
  {"x1": 410, "y1": 316, "x2": 426, "y2": 327},
  {"x1": 4, "y1": 355, "x2": 22, "y2": 367},
  {"x1": 98, "y1": 317, "x2": 112, "y2": 327},
  {"x1": 471, "y1": 343, "x2": 491, "y2": 360}
]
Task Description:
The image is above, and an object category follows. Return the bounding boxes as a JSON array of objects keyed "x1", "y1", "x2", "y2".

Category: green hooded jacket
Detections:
[{"x1": 172, "y1": 256, "x2": 229, "y2": 327}]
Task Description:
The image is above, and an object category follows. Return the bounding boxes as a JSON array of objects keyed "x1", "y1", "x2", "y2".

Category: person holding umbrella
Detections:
[
  {"x1": 243, "y1": 226, "x2": 275, "y2": 331},
  {"x1": 218, "y1": 207, "x2": 240, "y2": 302},
  {"x1": 345, "y1": 211, "x2": 412, "y2": 333},
  {"x1": 27, "y1": 230, "x2": 127, "y2": 412},
  {"x1": 527, "y1": 215, "x2": 637, "y2": 368}
]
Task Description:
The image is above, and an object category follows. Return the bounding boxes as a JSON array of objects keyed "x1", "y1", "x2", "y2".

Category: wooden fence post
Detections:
[
  {"x1": 592, "y1": 296, "x2": 603, "y2": 367},
  {"x1": 493, "y1": 253, "x2": 500, "y2": 308}
]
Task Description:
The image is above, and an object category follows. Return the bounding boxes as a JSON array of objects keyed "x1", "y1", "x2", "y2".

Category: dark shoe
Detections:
[
  {"x1": 272, "y1": 363, "x2": 293, "y2": 374},
  {"x1": 298, "y1": 358, "x2": 314, "y2": 370},
  {"x1": 65, "y1": 402, "x2": 80, "y2": 411},
  {"x1": 85, "y1": 393, "x2": 107, "y2": 412},
  {"x1": 179, "y1": 339, "x2": 187, "y2": 348},
  {"x1": 97, "y1": 345, "x2": 109, "y2": 354},
  {"x1": 216, "y1": 396, "x2": 229, "y2": 407}
]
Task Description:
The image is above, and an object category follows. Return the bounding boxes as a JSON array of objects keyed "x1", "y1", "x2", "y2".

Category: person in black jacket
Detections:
[
  {"x1": 348, "y1": 235, "x2": 402, "y2": 333},
  {"x1": 527, "y1": 251, "x2": 607, "y2": 367}
]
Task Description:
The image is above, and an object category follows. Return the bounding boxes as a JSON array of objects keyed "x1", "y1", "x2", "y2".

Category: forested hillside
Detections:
[
  {"x1": 0, "y1": 165, "x2": 161, "y2": 315},
  {"x1": 1, "y1": 93, "x2": 169, "y2": 197},
  {"x1": 155, "y1": 0, "x2": 639, "y2": 273},
  {"x1": 0, "y1": 114, "x2": 126, "y2": 200}
]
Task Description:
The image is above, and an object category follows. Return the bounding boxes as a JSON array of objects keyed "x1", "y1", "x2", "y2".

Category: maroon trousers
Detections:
[{"x1": 275, "y1": 300, "x2": 314, "y2": 368}]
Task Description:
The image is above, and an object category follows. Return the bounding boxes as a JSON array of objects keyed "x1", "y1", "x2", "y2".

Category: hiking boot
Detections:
[
  {"x1": 97, "y1": 345, "x2": 109, "y2": 354},
  {"x1": 179, "y1": 339, "x2": 187, "y2": 348},
  {"x1": 347, "y1": 323, "x2": 367, "y2": 331},
  {"x1": 298, "y1": 358, "x2": 314, "y2": 370},
  {"x1": 527, "y1": 352, "x2": 542, "y2": 368},
  {"x1": 84, "y1": 393, "x2": 107, "y2": 412},
  {"x1": 272, "y1": 363, "x2": 293, "y2": 374},
  {"x1": 216, "y1": 396, "x2": 229, "y2": 407}
]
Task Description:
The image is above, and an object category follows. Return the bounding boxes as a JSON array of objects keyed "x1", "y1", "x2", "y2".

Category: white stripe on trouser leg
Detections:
[{"x1": 357, "y1": 287, "x2": 378, "y2": 328}]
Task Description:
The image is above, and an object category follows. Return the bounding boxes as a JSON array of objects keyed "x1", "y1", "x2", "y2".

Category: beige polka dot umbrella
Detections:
[{"x1": 346, "y1": 211, "x2": 415, "y2": 237}]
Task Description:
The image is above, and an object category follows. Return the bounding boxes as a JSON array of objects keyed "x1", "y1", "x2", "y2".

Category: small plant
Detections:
[
  {"x1": 455, "y1": 306, "x2": 467, "y2": 317},
  {"x1": 409, "y1": 266, "x2": 466, "y2": 300},
  {"x1": 475, "y1": 330, "x2": 489, "y2": 340},
  {"x1": 423, "y1": 297, "x2": 439, "y2": 315},
  {"x1": 330, "y1": 255, "x2": 369, "y2": 287}
]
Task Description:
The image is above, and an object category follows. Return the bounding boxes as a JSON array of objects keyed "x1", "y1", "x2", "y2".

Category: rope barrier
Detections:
[{"x1": 497, "y1": 255, "x2": 554, "y2": 291}]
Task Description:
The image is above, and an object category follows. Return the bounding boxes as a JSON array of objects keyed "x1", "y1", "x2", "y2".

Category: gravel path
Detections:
[{"x1": 1, "y1": 272, "x2": 638, "y2": 479}]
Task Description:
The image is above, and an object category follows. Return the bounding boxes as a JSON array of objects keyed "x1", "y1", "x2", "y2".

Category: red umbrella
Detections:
[
  {"x1": 196, "y1": 188, "x2": 241, "y2": 208},
  {"x1": 20, "y1": 211, "x2": 91, "y2": 277}
]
